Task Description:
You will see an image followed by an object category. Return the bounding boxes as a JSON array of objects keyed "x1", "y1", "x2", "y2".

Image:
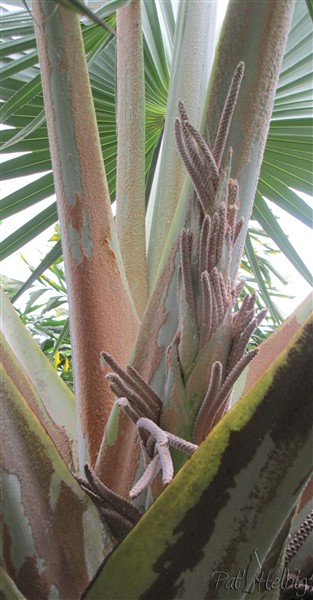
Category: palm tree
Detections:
[{"x1": 1, "y1": 1, "x2": 312, "y2": 598}]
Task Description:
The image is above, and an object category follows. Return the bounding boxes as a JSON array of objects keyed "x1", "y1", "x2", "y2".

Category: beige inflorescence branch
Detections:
[
  {"x1": 78, "y1": 62, "x2": 268, "y2": 531},
  {"x1": 100, "y1": 354, "x2": 197, "y2": 500},
  {"x1": 171, "y1": 64, "x2": 267, "y2": 444}
]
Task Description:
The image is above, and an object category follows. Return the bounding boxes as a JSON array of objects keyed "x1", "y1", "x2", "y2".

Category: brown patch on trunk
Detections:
[
  {"x1": 95, "y1": 412, "x2": 140, "y2": 499},
  {"x1": 17, "y1": 556, "x2": 50, "y2": 600},
  {"x1": 134, "y1": 237, "x2": 180, "y2": 384}
]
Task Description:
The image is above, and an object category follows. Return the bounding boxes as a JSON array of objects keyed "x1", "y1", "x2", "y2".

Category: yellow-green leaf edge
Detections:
[{"x1": 84, "y1": 313, "x2": 313, "y2": 599}]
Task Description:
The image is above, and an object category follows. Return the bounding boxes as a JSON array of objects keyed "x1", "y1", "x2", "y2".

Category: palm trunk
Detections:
[
  {"x1": 116, "y1": 0, "x2": 148, "y2": 318},
  {"x1": 33, "y1": 0, "x2": 139, "y2": 469}
]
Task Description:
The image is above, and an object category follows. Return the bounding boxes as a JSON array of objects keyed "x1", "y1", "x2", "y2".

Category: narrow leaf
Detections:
[
  {"x1": 253, "y1": 192, "x2": 312, "y2": 285},
  {"x1": 1, "y1": 202, "x2": 58, "y2": 261},
  {"x1": 0, "y1": 110, "x2": 46, "y2": 151},
  {"x1": 1, "y1": 172, "x2": 54, "y2": 219},
  {"x1": 11, "y1": 240, "x2": 62, "y2": 303},
  {"x1": 0, "y1": 73, "x2": 42, "y2": 124},
  {"x1": 245, "y1": 233, "x2": 281, "y2": 324}
]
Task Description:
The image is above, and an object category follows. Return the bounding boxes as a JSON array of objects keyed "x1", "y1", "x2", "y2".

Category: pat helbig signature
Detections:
[{"x1": 209, "y1": 549, "x2": 311, "y2": 597}]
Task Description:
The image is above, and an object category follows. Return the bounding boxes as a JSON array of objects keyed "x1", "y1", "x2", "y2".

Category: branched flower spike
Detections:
[
  {"x1": 76, "y1": 463, "x2": 142, "y2": 544},
  {"x1": 101, "y1": 351, "x2": 162, "y2": 424},
  {"x1": 97, "y1": 62, "x2": 269, "y2": 524},
  {"x1": 114, "y1": 415, "x2": 197, "y2": 500},
  {"x1": 284, "y1": 509, "x2": 313, "y2": 566},
  {"x1": 171, "y1": 61, "x2": 267, "y2": 446},
  {"x1": 213, "y1": 61, "x2": 245, "y2": 167},
  {"x1": 175, "y1": 101, "x2": 219, "y2": 212}
]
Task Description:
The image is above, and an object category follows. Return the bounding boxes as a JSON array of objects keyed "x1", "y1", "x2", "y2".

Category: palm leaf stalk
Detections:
[
  {"x1": 32, "y1": 0, "x2": 139, "y2": 468},
  {"x1": 147, "y1": 0, "x2": 218, "y2": 287},
  {"x1": 204, "y1": 0, "x2": 297, "y2": 283},
  {"x1": 115, "y1": 0, "x2": 148, "y2": 317}
]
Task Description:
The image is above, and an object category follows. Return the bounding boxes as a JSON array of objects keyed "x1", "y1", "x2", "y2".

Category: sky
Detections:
[{"x1": 0, "y1": 0, "x2": 312, "y2": 319}]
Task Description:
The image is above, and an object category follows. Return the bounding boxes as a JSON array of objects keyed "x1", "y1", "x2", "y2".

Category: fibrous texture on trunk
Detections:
[{"x1": 32, "y1": 1, "x2": 139, "y2": 469}]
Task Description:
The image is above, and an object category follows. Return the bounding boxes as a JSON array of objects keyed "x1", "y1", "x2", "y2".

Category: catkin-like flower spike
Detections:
[
  {"x1": 182, "y1": 126, "x2": 214, "y2": 211},
  {"x1": 207, "y1": 212, "x2": 220, "y2": 272},
  {"x1": 210, "y1": 278, "x2": 219, "y2": 334},
  {"x1": 136, "y1": 418, "x2": 173, "y2": 485},
  {"x1": 227, "y1": 178, "x2": 239, "y2": 207},
  {"x1": 77, "y1": 478, "x2": 103, "y2": 504},
  {"x1": 199, "y1": 215, "x2": 211, "y2": 278},
  {"x1": 210, "y1": 389, "x2": 233, "y2": 430},
  {"x1": 116, "y1": 397, "x2": 141, "y2": 424},
  {"x1": 217, "y1": 349, "x2": 258, "y2": 406},
  {"x1": 106, "y1": 373, "x2": 157, "y2": 422},
  {"x1": 180, "y1": 123, "x2": 213, "y2": 211},
  {"x1": 174, "y1": 118, "x2": 206, "y2": 214},
  {"x1": 137, "y1": 417, "x2": 168, "y2": 446},
  {"x1": 102, "y1": 353, "x2": 162, "y2": 418},
  {"x1": 233, "y1": 278, "x2": 245, "y2": 302},
  {"x1": 76, "y1": 463, "x2": 141, "y2": 543},
  {"x1": 284, "y1": 509, "x2": 313, "y2": 566},
  {"x1": 178, "y1": 98, "x2": 189, "y2": 122},
  {"x1": 244, "y1": 290, "x2": 256, "y2": 312},
  {"x1": 233, "y1": 216, "x2": 244, "y2": 245},
  {"x1": 219, "y1": 271, "x2": 228, "y2": 310},
  {"x1": 180, "y1": 228, "x2": 196, "y2": 318},
  {"x1": 216, "y1": 202, "x2": 227, "y2": 263},
  {"x1": 83, "y1": 463, "x2": 141, "y2": 522},
  {"x1": 145, "y1": 433, "x2": 156, "y2": 458},
  {"x1": 234, "y1": 307, "x2": 255, "y2": 333},
  {"x1": 101, "y1": 351, "x2": 127, "y2": 379},
  {"x1": 232, "y1": 291, "x2": 254, "y2": 328},
  {"x1": 227, "y1": 318, "x2": 259, "y2": 373},
  {"x1": 193, "y1": 361, "x2": 223, "y2": 444},
  {"x1": 99, "y1": 507, "x2": 135, "y2": 542},
  {"x1": 199, "y1": 271, "x2": 213, "y2": 349},
  {"x1": 184, "y1": 119, "x2": 219, "y2": 183},
  {"x1": 254, "y1": 307, "x2": 268, "y2": 328},
  {"x1": 213, "y1": 62, "x2": 245, "y2": 167},
  {"x1": 126, "y1": 365, "x2": 162, "y2": 410},
  {"x1": 155, "y1": 442, "x2": 174, "y2": 485},
  {"x1": 129, "y1": 455, "x2": 162, "y2": 500},
  {"x1": 227, "y1": 204, "x2": 238, "y2": 240},
  {"x1": 211, "y1": 267, "x2": 225, "y2": 324},
  {"x1": 78, "y1": 484, "x2": 134, "y2": 543},
  {"x1": 166, "y1": 432, "x2": 198, "y2": 454},
  {"x1": 134, "y1": 418, "x2": 198, "y2": 493},
  {"x1": 202, "y1": 171, "x2": 217, "y2": 207},
  {"x1": 183, "y1": 121, "x2": 205, "y2": 175},
  {"x1": 174, "y1": 118, "x2": 197, "y2": 176}
]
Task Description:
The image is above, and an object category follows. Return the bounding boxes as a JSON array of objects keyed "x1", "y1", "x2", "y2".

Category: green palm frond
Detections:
[{"x1": 0, "y1": 0, "x2": 312, "y2": 309}]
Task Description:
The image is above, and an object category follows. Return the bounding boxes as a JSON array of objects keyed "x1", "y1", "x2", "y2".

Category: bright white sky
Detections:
[{"x1": 0, "y1": 0, "x2": 312, "y2": 318}]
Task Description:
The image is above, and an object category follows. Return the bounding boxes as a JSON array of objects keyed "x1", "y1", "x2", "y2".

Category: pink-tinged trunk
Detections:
[
  {"x1": 33, "y1": 1, "x2": 139, "y2": 469},
  {"x1": 204, "y1": 0, "x2": 296, "y2": 280},
  {"x1": 116, "y1": 0, "x2": 148, "y2": 318}
]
